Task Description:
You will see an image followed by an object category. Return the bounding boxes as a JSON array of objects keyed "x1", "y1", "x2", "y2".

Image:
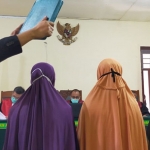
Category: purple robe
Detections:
[{"x1": 3, "y1": 62, "x2": 78, "y2": 150}]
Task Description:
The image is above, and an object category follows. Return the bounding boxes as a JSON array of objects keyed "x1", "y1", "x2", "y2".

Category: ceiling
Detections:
[{"x1": 0, "y1": 0, "x2": 150, "y2": 22}]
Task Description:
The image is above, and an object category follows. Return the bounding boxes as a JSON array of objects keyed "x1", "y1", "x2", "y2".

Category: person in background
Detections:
[
  {"x1": 11, "y1": 86, "x2": 25, "y2": 105},
  {"x1": 133, "y1": 92, "x2": 150, "y2": 116},
  {"x1": 67, "y1": 89, "x2": 84, "y2": 104},
  {"x1": 3, "y1": 62, "x2": 78, "y2": 150},
  {"x1": 0, "y1": 86, "x2": 25, "y2": 117},
  {"x1": 0, "y1": 16, "x2": 54, "y2": 62},
  {"x1": 141, "y1": 95, "x2": 150, "y2": 116},
  {"x1": 77, "y1": 58, "x2": 148, "y2": 150}
]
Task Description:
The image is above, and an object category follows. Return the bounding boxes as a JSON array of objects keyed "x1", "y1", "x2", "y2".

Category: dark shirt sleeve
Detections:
[
  {"x1": 140, "y1": 103, "x2": 150, "y2": 116},
  {"x1": 0, "y1": 36, "x2": 22, "y2": 62}
]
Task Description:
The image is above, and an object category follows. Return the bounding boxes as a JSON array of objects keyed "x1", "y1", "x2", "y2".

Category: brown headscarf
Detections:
[{"x1": 77, "y1": 58, "x2": 148, "y2": 150}]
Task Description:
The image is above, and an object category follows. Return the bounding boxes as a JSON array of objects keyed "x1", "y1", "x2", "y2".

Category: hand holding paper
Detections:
[
  {"x1": 17, "y1": 17, "x2": 54, "y2": 46},
  {"x1": 32, "y1": 16, "x2": 54, "y2": 39},
  {"x1": 19, "y1": 0, "x2": 63, "y2": 39}
]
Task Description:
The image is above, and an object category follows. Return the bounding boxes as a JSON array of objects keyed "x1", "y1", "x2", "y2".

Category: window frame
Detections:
[{"x1": 141, "y1": 47, "x2": 150, "y2": 109}]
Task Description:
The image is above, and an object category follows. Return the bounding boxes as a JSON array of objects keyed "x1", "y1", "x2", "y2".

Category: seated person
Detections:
[
  {"x1": 0, "y1": 86, "x2": 25, "y2": 116},
  {"x1": 67, "y1": 89, "x2": 84, "y2": 104},
  {"x1": 141, "y1": 95, "x2": 150, "y2": 116},
  {"x1": 133, "y1": 92, "x2": 150, "y2": 116},
  {"x1": 11, "y1": 86, "x2": 25, "y2": 105}
]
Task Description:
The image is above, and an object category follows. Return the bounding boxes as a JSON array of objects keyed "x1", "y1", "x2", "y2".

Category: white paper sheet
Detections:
[{"x1": 0, "y1": 112, "x2": 6, "y2": 120}]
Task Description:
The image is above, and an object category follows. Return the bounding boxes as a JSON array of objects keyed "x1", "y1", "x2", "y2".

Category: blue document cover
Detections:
[{"x1": 19, "y1": 0, "x2": 63, "y2": 38}]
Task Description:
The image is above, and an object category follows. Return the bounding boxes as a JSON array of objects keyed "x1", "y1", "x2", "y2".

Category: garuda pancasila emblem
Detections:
[{"x1": 57, "y1": 21, "x2": 79, "y2": 45}]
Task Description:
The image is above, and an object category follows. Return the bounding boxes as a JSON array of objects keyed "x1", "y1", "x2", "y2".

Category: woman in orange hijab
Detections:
[{"x1": 77, "y1": 58, "x2": 148, "y2": 150}]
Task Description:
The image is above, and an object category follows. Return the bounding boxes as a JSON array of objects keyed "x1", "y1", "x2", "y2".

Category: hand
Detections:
[
  {"x1": 11, "y1": 23, "x2": 23, "y2": 36},
  {"x1": 17, "y1": 16, "x2": 54, "y2": 46},
  {"x1": 31, "y1": 16, "x2": 54, "y2": 39}
]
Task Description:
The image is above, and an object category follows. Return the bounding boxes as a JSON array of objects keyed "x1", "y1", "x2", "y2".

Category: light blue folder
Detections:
[{"x1": 19, "y1": 0, "x2": 63, "y2": 39}]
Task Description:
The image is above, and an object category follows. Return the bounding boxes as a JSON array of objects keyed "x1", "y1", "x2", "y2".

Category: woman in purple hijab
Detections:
[{"x1": 3, "y1": 62, "x2": 78, "y2": 150}]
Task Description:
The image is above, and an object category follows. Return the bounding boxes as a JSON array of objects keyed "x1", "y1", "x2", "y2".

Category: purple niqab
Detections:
[{"x1": 3, "y1": 62, "x2": 78, "y2": 150}]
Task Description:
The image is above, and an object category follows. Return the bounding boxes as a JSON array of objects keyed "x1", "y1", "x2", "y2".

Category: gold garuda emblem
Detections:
[{"x1": 56, "y1": 21, "x2": 79, "y2": 45}]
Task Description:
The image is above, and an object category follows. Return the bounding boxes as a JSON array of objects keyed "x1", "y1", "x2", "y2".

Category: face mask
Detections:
[
  {"x1": 71, "y1": 98, "x2": 79, "y2": 103},
  {"x1": 11, "y1": 96, "x2": 17, "y2": 104}
]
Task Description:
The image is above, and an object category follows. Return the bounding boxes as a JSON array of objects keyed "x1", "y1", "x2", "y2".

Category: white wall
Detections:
[{"x1": 0, "y1": 17, "x2": 150, "y2": 101}]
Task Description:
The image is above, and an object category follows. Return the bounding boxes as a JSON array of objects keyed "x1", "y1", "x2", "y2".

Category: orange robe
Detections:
[{"x1": 77, "y1": 58, "x2": 148, "y2": 150}]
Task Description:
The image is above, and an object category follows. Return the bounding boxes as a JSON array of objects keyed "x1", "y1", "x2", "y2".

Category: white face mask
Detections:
[{"x1": 31, "y1": 68, "x2": 52, "y2": 84}]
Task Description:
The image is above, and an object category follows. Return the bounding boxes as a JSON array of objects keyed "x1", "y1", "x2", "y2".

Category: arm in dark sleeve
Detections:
[
  {"x1": 141, "y1": 104, "x2": 150, "y2": 116},
  {"x1": 0, "y1": 36, "x2": 22, "y2": 62}
]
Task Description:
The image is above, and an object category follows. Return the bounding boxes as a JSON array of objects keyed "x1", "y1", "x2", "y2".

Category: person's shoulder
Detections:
[{"x1": 66, "y1": 100, "x2": 71, "y2": 104}]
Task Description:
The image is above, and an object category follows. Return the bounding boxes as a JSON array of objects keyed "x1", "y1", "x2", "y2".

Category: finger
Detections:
[
  {"x1": 20, "y1": 23, "x2": 23, "y2": 28},
  {"x1": 18, "y1": 23, "x2": 23, "y2": 28},
  {"x1": 47, "y1": 30, "x2": 53, "y2": 37},
  {"x1": 47, "y1": 32, "x2": 51, "y2": 37},
  {"x1": 48, "y1": 25, "x2": 54, "y2": 31},
  {"x1": 49, "y1": 22, "x2": 54, "y2": 27},
  {"x1": 50, "y1": 27, "x2": 54, "y2": 31},
  {"x1": 11, "y1": 31, "x2": 16, "y2": 36},
  {"x1": 42, "y1": 16, "x2": 48, "y2": 21},
  {"x1": 48, "y1": 29, "x2": 53, "y2": 35},
  {"x1": 11, "y1": 32, "x2": 14, "y2": 36}
]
